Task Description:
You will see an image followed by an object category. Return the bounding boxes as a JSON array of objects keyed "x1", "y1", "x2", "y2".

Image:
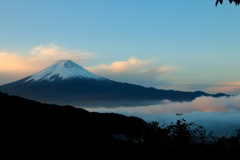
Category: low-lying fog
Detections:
[{"x1": 83, "y1": 95, "x2": 240, "y2": 137}]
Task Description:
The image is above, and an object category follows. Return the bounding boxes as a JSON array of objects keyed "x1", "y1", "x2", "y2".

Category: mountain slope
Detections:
[
  {"x1": 25, "y1": 59, "x2": 107, "y2": 82},
  {"x1": 0, "y1": 60, "x2": 229, "y2": 107},
  {"x1": 0, "y1": 91, "x2": 147, "y2": 158}
]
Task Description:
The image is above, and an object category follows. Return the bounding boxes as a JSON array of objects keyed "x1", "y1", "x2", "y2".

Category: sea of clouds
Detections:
[{"x1": 83, "y1": 95, "x2": 240, "y2": 137}]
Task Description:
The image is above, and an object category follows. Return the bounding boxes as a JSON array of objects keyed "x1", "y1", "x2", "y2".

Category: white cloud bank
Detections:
[{"x1": 83, "y1": 95, "x2": 240, "y2": 137}]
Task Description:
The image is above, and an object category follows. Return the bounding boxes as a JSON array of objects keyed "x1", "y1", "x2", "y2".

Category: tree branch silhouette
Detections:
[{"x1": 216, "y1": 0, "x2": 240, "y2": 6}]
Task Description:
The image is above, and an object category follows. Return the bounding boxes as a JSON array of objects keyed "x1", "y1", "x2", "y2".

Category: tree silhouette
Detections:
[
  {"x1": 142, "y1": 121, "x2": 169, "y2": 146},
  {"x1": 215, "y1": 0, "x2": 240, "y2": 6},
  {"x1": 140, "y1": 113, "x2": 240, "y2": 156}
]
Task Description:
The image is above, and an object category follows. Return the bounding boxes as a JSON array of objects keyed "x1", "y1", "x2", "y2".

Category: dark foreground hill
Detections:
[
  {"x1": 1, "y1": 92, "x2": 239, "y2": 159},
  {"x1": 1, "y1": 91, "x2": 148, "y2": 158}
]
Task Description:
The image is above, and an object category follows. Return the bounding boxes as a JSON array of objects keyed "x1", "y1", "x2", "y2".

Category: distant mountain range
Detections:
[{"x1": 0, "y1": 59, "x2": 229, "y2": 107}]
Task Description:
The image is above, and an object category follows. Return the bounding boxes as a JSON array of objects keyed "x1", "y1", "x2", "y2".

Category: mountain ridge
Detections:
[{"x1": 0, "y1": 59, "x2": 229, "y2": 107}]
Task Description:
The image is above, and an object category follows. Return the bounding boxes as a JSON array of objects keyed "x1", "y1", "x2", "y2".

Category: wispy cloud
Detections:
[
  {"x1": 205, "y1": 81, "x2": 240, "y2": 95},
  {"x1": 0, "y1": 51, "x2": 30, "y2": 73},
  {"x1": 28, "y1": 44, "x2": 92, "y2": 67},
  {"x1": 0, "y1": 44, "x2": 93, "y2": 84},
  {"x1": 87, "y1": 57, "x2": 149, "y2": 73},
  {"x1": 87, "y1": 57, "x2": 179, "y2": 87},
  {"x1": 87, "y1": 57, "x2": 177, "y2": 74},
  {"x1": 0, "y1": 45, "x2": 180, "y2": 88}
]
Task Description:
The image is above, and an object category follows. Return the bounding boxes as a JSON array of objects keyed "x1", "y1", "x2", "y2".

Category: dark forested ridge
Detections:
[
  {"x1": 1, "y1": 91, "x2": 147, "y2": 158},
  {"x1": 1, "y1": 92, "x2": 239, "y2": 158}
]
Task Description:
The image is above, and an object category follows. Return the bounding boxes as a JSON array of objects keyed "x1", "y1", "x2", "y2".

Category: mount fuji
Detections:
[{"x1": 0, "y1": 60, "x2": 228, "y2": 107}]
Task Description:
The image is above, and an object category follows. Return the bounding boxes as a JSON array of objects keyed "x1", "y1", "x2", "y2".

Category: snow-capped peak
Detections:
[{"x1": 25, "y1": 60, "x2": 106, "y2": 82}]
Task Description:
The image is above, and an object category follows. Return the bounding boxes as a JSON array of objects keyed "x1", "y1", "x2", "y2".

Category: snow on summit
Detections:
[{"x1": 25, "y1": 60, "x2": 105, "y2": 82}]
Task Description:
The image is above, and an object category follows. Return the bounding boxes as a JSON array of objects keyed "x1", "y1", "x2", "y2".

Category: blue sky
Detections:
[{"x1": 0, "y1": 0, "x2": 240, "y2": 95}]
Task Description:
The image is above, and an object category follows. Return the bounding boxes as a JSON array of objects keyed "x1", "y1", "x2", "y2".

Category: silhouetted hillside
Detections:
[
  {"x1": 1, "y1": 91, "x2": 147, "y2": 158},
  {"x1": 1, "y1": 92, "x2": 239, "y2": 158}
]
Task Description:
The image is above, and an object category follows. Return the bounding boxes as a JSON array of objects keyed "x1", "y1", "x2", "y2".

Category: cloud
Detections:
[
  {"x1": 0, "y1": 51, "x2": 30, "y2": 73},
  {"x1": 206, "y1": 81, "x2": 240, "y2": 95},
  {"x1": 87, "y1": 57, "x2": 178, "y2": 87},
  {"x1": 83, "y1": 95, "x2": 240, "y2": 136},
  {"x1": 0, "y1": 45, "x2": 180, "y2": 89},
  {"x1": 0, "y1": 44, "x2": 92, "y2": 73},
  {"x1": 0, "y1": 44, "x2": 93, "y2": 84},
  {"x1": 87, "y1": 57, "x2": 149, "y2": 73},
  {"x1": 87, "y1": 57, "x2": 177, "y2": 74},
  {"x1": 0, "y1": 46, "x2": 179, "y2": 87},
  {"x1": 85, "y1": 95, "x2": 240, "y2": 115},
  {"x1": 28, "y1": 44, "x2": 92, "y2": 67}
]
